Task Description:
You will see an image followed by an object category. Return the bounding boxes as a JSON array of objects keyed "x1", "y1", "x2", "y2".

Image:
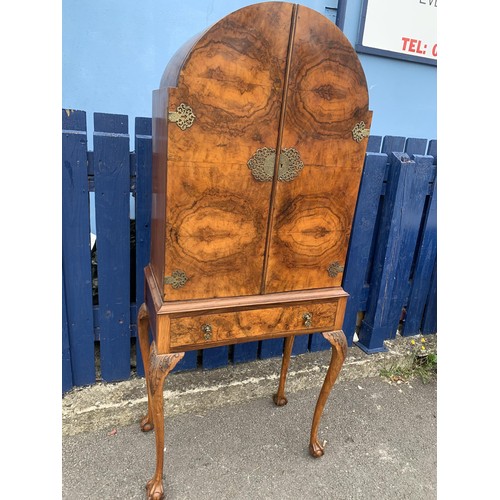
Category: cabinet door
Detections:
[
  {"x1": 163, "y1": 2, "x2": 293, "y2": 301},
  {"x1": 264, "y1": 5, "x2": 372, "y2": 293}
]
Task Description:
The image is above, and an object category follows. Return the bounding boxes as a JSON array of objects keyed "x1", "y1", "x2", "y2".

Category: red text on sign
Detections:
[{"x1": 401, "y1": 37, "x2": 427, "y2": 55}]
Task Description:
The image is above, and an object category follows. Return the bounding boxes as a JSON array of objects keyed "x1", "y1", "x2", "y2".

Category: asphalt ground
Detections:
[
  {"x1": 62, "y1": 335, "x2": 437, "y2": 499},
  {"x1": 62, "y1": 376, "x2": 436, "y2": 499}
]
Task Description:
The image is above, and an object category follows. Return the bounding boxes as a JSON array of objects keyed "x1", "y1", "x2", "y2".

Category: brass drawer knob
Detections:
[
  {"x1": 303, "y1": 312, "x2": 313, "y2": 328},
  {"x1": 201, "y1": 324, "x2": 212, "y2": 340}
]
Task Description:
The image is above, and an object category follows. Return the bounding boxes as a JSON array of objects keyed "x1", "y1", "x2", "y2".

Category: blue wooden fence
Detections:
[{"x1": 62, "y1": 110, "x2": 437, "y2": 393}]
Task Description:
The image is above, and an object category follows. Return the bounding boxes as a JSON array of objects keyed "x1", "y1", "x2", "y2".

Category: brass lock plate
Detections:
[{"x1": 247, "y1": 147, "x2": 304, "y2": 182}]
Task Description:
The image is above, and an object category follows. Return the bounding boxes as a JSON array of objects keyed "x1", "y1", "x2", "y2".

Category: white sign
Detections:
[{"x1": 358, "y1": 0, "x2": 437, "y2": 63}]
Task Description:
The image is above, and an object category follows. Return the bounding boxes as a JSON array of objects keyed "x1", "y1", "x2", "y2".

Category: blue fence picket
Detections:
[
  {"x1": 134, "y1": 117, "x2": 152, "y2": 376},
  {"x1": 427, "y1": 140, "x2": 437, "y2": 163},
  {"x1": 309, "y1": 333, "x2": 331, "y2": 352},
  {"x1": 62, "y1": 270, "x2": 74, "y2": 393},
  {"x1": 62, "y1": 110, "x2": 439, "y2": 390},
  {"x1": 173, "y1": 350, "x2": 199, "y2": 371},
  {"x1": 93, "y1": 113, "x2": 131, "y2": 381},
  {"x1": 202, "y1": 346, "x2": 229, "y2": 370},
  {"x1": 366, "y1": 135, "x2": 382, "y2": 153},
  {"x1": 405, "y1": 138, "x2": 428, "y2": 156},
  {"x1": 381, "y1": 136, "x2": 406, "y2": 155},
  {"x1": 357, "y1": 153, "x2": 435, "y2": 353},
  {"x1": 404, "y1": 176, "x2": 437, "y2": 336},
  {"x1": 291, "y1": 335, "x2": 309, "y2": 356},
  {"x1": 421, "y1": 260, "x2": 437, "y2": 334},
  {"x1": 341, "y1": 152, "x2": 388, "y2": 346},
  {"x1": 62, "y1": 109, "x2": 95, "y2": 387},
  {"x1": 233, "y1": 341, "x2": 259, "y2": 363},
  {"x1": 259, "y1": 338, "x2": 284, "y2": 359}
]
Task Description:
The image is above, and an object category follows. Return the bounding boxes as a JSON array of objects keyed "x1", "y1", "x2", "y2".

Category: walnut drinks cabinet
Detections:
[{"x1": 136, "y1": 2, "x2": 372, "y2": 498}]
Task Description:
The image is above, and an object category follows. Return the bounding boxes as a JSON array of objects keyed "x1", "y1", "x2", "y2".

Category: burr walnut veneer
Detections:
[{"x1": 137, "y1": 2, "x2": 371, "y2": 498}]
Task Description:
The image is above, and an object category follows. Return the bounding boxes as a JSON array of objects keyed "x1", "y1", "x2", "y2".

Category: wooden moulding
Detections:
[{"x1": 145, "y1": 264, "x2": 348, "y2": 354}]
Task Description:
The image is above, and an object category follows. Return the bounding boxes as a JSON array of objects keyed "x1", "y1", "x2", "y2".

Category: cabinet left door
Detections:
[{"x1": 160, "y1": 2, "x2": 294, "y2": 301}]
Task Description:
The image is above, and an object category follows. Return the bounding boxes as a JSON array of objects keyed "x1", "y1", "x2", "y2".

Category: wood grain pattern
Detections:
[
  {"x1": 273, "y1": 335, "x2": 295, "y2": 406},
  {"x1": 264, "y1": 5, "x2": 372, "y2": 293},
  {"x1": 159, "y1": 3, "x2": 294, "y2": 300},
  {"x1": 163, "y1": 160, "x2": 271, "y2": 300},
  {"x1": 309, "y1": 330, "x2": 347, "y2": 458},
  {"x1": 142, "y1": 3, "x2": 373, "y2": 494},
  {"x1": 144, "y1": 342, "x2": 184, "y2": 500},
  {"x1": 170, "y1": 300, "x2": 339, "y2": 349},
  {"x1": 150, "y1": 87, "x2": 169, "y2": 291}
]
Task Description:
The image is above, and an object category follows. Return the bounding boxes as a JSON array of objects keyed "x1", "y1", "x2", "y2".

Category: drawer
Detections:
[{"x1": 170, "y1": 300, "x2": 340, "y2": 349}]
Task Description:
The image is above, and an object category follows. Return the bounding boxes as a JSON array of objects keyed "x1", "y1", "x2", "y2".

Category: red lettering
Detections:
[
  {"x1": 401, "y1": 37, "x2": 411, "y2": 51},
  {"x1": 409, "y1": 39, "x2": 417, "y2": 53},
  {"x1": 432, "y1": 44, "x2": 437, "y2": 57}
]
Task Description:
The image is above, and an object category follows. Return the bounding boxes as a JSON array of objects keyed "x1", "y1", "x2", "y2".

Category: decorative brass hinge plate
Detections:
[
  {"x1": 247, "y1": 147, "x2": 304, "y2": 182},
  {"x1": 327, "y1": 261, "x2": 344, "y2": 278},
  {"x1": 352, "y1": 121, "x2": 370, "y2": 142},
  {"x1": 168, "y1": 103, "x2": 195, "y2": 130},
  {"x1": 164, "y1": 270, "x2": 188, "y2": 289}
]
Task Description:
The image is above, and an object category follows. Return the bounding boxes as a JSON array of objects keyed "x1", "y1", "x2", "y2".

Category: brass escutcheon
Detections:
[
  {"x1": 247, "y1": 147, "x2": 304, "y2": 182},
  {"x1": 201, "y1": 324, "x2": 212, "y2": 341},
  {"x1": 303, "y1": 312, "x2": 313, "y2": 328},
  {"x1": 168, "y1": 103, "x2": 196, "y2": 130},
  {"x1": 164, "y1": 270, "x2": 188, "y2": 289}
]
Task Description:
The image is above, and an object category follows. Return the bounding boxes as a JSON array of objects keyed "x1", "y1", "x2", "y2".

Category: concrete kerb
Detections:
[{"x1": 62, "y1": 333, "x2": 436, "y2": 436}]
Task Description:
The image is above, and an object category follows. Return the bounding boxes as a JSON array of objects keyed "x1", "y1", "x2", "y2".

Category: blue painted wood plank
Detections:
[
  {"x1": 93, "y1": 113, "x2": 131, "y2": 382},
  {"x1": 342, "y1": 152, "x2": 388, "y2": 345},
  {"x1": 403, "y1": 176, "x2": 437, "y2": 336},
  {"x1": 259, "y1": 338, "x2": 284, "y2": 359},
  {"x1": 404, "y1": 138, "x2": 428, "y2": 156},
  {"x1": 202, "y1": 346, "x2": 229, "y2": 370},
  {"x1": 62, "y1": 109, "x2": 96, "y2": 386},
  {"x1": 381, "y1": 136, "x2": 406, "y2": 155},
  {"x1": 233, "y1": 341, "x2": 259, "y2": 363},
  {"x1": 427, "y1": 140, "x2": 437, "y2": 163},
  {"x1": 367, "y1": 135, "x2": 382, "y2": 153},
  {"x1": 357, "y1": 153, "x2": 435, "y2": 353},
  {"x1": 291, "y1": 334, "x2": 309, "y2": 356},
  {"x1": 310, "y1": 332, "x2": 331, "y2": 352},
  {"x1": 173, "y1": 350, "x2": 199, "y2": 372},
  {"x1": 62, "y1": 270, "x2": 74, "y2": 393},
  {"x1": 134, "y1": 117, "x2": 152, "y2": 377},
  {"x1": 421, "y1": 260, "x2": 437, "y2": 334}
]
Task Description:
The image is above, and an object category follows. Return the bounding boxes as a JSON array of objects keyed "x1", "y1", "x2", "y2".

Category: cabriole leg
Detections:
[
  {"x1": 273, "y1": 335, "x2": 295, "y2": 406},
  {"x1": 309, "y1": 330, "x2": 347, "y2": 458},
  {"x1": 137, "y1": 303, "x2": 154, "y2": 432},
  {"x1": 145, "y1": 342, "x2": 184, "y2": 500}
]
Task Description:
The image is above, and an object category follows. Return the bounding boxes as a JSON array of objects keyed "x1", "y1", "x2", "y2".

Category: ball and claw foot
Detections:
[
  {"x1": 140, "y1": 415, "x2": 154, "y2": 432},
  {"x1": 309, "y1": 440, "x2": 325, "y2": 458},
  {"x1": 146, "y1": 477, "x2": 164, "y2": 500},
  {"x1": 273, "y1": 393, "x2": 288, "y2": 406}
]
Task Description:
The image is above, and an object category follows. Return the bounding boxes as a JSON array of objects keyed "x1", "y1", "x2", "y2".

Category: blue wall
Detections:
[{"x1": 63, "y1": 0, "x2": 436, "y2": 142}]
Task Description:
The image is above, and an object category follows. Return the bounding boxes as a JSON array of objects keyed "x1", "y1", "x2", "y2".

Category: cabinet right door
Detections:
[{"x1": 264, "y1": 5, "x2": 372, "y2": 294}]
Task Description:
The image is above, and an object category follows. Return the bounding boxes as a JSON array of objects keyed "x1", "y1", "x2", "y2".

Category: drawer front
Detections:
[{"x1": 170, "y1": 300, "x2": 340, "y2": 349}]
